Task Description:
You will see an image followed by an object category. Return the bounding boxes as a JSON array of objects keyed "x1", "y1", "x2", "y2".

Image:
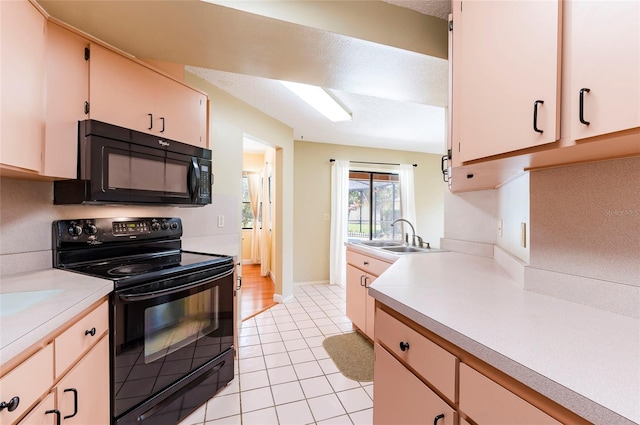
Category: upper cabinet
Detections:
[
  {"x1": 456, "y1": 0, "x2": 561, "y2": 162},
  {"x1": 0, "y1": 0, "x2": 47, "y2": 175},
  {"x1": 1, "y1": 6, "x2": 209, "y2": 181},
  {"x1": 565, "y1": 0, "x2": 640, "y2": 141},
  {"x1": 89, "y1": 43, "x2": 208, "y2": 148},
  {"x1": 448, "y1": 0, "x2": 640, "y2": 192}
]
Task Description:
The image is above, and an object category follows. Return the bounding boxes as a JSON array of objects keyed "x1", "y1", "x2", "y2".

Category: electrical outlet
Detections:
[
  {"x1": 323, "y1": 213, "x2": 330, "y2": 221},
  {"x1": 324, "y1": 254, "x2": 329, "y2": 261},
  {"x1": 217, "y1": 215, "x2": 225, "y2": 228}
]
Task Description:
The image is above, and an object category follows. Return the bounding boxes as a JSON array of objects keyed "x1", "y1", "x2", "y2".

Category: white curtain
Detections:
[
  {"x1": 330, "y1": 160, "x2": 350, "y2": 286},
  {"x1": 399, "y1": 164, "x2": 417, "y2": 235},
  {"x1": 247, "y1": 172, "x2": 261, "y2": 263},
  {"x1": 260, "y1": 148, "x2": 275, "y2": 277}
]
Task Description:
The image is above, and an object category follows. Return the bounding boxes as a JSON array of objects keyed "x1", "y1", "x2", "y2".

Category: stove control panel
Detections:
[{"x1": 53, "y1": 217, "x2": 183, "y2": 245}]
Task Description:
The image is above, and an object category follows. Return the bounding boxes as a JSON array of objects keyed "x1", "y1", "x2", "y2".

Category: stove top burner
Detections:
[{"x1": 107, "y1": 264, "x2": 163, "y2": 277}]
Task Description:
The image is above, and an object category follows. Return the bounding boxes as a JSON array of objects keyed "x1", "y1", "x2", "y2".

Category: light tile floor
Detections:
[{"x1": 179, "y1": 284, "x2": 374, "y2": 425}]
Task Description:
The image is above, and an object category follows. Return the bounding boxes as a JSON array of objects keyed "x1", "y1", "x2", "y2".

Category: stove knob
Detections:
[
  {"x1": 170, "y1": 222, "x2": 178, "y2": 230},
  {"x1": 161, "y1": 221, "x2": 170, "y2": 230},
  {"x1": 68, "y1": 225, "x2": 83, "y2": 236},
  {"x1": 84, "y1": 224, "x2": 98, "y2": 235},
  {"x1": 151, "y1": 222, "x2": 160, "y2": 231}
]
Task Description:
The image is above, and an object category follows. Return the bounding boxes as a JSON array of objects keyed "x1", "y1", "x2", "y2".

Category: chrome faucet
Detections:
[{"x1": 391, "y1": 218, "x2": 416, "y2": 246}]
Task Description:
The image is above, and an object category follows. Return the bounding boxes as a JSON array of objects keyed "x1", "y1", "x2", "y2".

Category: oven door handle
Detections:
[{"x1": 117, "y1": 268, "x2": 234, "y2": 301}]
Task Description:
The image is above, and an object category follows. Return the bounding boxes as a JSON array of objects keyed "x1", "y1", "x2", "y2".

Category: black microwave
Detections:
[{"x1": 54, "y1": 120, "x2": 212, "y2": 206}]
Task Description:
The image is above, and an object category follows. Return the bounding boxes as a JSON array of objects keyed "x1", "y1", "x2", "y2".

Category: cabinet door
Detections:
[
  {"x1": 458, "y1": 0, "x2": 561, "y2": 162},
  {"x1": 364, "y1": 276, "x2": 376, "y2": 340},
  {"x1": 17, "y1": 392, "x2": 56, "y2": 425},
  {"x1": 0, "y1": 0, "x2": 46, "y2": 173},
  {"x1": 373, "y1": 343, "x2": 456, "y2": 425},
  {"x1": 568, "y1": 0, "x2": 640, "y2": 140},
  {"x1": 56, "y1": 337, "x2": 109, "y2": 425},
  {"x1": 88, "y1": 43, "x2": 157, "y2": 134},
  {"x1": 43, "y1": 22, "x2": 89, "y2": 179},
  {"x1": 346, "y1": 264, "x2": 367, "y2": 333},
  {"x1": 158, "y1": 80, "x2": 208, "y2": 148}
]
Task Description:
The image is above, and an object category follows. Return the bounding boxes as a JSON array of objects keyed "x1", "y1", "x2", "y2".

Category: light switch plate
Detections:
[{"x1": 217, "y1": 215, "x2": 225, "y2": 228}]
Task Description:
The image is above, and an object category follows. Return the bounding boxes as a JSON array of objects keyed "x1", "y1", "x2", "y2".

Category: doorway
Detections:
[{"x1": 241, "y1": 135, "x2": 276, "y2": 319}]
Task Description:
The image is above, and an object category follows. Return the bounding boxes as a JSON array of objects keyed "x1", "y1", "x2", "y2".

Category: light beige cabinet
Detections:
[
  {"x1": 374, "y1": 308, "x2": 457, "y2": 425},
  {"x1": 448, "y1": 0, "x2": 640, "y2": 192},
  {"x1": 0, "y1": 0, "x2": 47, "y2": 175},
  {"x1": 43, "y1": 21, "x2": 90, "y2": 179},
  {"x1": 456, "y1": 0, "x2": 561, "y2": 162},
  {"x1": 459, "y1": 363, "x2": 561, "y2": 425},
  {"x1": 0, "y1": 300, "x2": 109, "y2": 425},
  {"x1": 564, "y1": 0, "x2": 640, "y2": 141},
  {"x1": 373, "y1": 305, "x2": 591, "y2": 425},
  {"x1": 89, "y1": 43, "x2": 208, "y2": 148},
  {"x1": 345, "y1": 248, "x2": 393, "y2": 340}
]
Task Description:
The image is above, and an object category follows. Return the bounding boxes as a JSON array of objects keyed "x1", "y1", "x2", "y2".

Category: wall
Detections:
[
  {"x1": 526, "y1": 157, "x2": 640, "y2": 317},
  {"x1": 186, "y1": 72, "x2": 295, "y2": 299},
  {"x1": 0, "y1": 70, "x2": 295, "y2": 306},
  {"x1": 292, "y1": 140, "x2": 446, "y2": 284}
]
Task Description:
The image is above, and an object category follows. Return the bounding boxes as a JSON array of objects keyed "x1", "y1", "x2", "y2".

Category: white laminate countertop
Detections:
[
  {"x1": 0, "y1": 269, "x2": 113, "y2": 368},
  {"x1": 368, "y1": 251, "x2": 640, "y2": 425}
]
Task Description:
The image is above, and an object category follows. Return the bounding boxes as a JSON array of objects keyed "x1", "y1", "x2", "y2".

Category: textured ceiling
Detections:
[
  {"x1": 382, "y1": 0, "x2": 451, "y2": 20},
  {"x1": 38, "y1": 0, "x2": 450, "y2": 154}
]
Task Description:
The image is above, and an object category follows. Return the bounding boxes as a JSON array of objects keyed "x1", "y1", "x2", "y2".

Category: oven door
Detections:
[{"x1": 111, "y1": 265, "x2": 234, "y2": 421}]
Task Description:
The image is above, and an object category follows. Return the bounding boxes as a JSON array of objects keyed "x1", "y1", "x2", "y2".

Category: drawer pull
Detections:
[
  {"x1": 85, "y1": 327, "x2": 96, "y2": 336},
  {"x1": 363, "y1": 261, "x2": 369, "y2": 265},
  {"x1": 45, "y1": 409, "x2": 61, "y2": 425},
  {"x1": 434, "y1": 413, "x2": 445, "y2": 425},
  {"x1": 63, "y1": 388, "x2": 79, "y2": 419},
  {"x1": 399, "y1": 341, "x2": 410, "y2": 351},
  {"x1": 0, "y1": 396, "x2": 20, "y2": 412},
  {"x1": 579, "y1": 88, "x2": 591, "y2": 125}
]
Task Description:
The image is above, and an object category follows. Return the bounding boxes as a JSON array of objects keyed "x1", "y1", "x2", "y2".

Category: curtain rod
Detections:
[{"x1": 329, "y1": 159, "x2": 417, "y2": 167}]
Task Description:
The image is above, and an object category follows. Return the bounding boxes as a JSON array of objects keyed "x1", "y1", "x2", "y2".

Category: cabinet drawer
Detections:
[
  {"x1": 376, "y1": 308, "x2": 457, "y2": 402},
  {"x1": 346, "y1": 250, "x2": 393, "y2": 276},
  {"x1": 54, "y1": 301, "x2": 108, "y2": 379},
  {"x1": 0, "y1": 344, "x2": 53, "y2": 424},
  {"x1": 459, "y1": 363, "x2": 561, "y2": 425},
  {"x1": 374, "y1": 343, "x2": 456, "y2": 425}
]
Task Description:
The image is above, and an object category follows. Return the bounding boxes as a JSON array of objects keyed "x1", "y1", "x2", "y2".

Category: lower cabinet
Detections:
[
  {"x1": 0, "y1": 299, "x2": 109, "y2": 425},
  {"x1": 345, "y1": 248, "x2": 393, "y2": 340},
  {"x1": 459, "y1": 363, "x2": 561, "y2": 425},
  {"x1": 373, "y1": 305, "x2": 588, "y2": 425},
  {"x1": 374, "y1": 343, "x2": 455, "y2": 425}
]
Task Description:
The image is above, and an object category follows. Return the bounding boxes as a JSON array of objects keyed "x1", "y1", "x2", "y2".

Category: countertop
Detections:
[
  {"x1": 0, "y1": 236, "x2": 240, "y2": 370},
  {"x1": 367, "y1": 251, "x2": 640, "y2": 425},
  {"x1": 0, "y1": 269, "x2": 113, "y2": 368}
]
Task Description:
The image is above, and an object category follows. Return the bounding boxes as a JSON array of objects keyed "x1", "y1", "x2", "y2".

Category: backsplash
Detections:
[
  {"x1": 0, "y1": 177, "x2": 239, "y2": 276},
  {"x1": 527, "y1": 156, "x2": 640, "y2": 318}
]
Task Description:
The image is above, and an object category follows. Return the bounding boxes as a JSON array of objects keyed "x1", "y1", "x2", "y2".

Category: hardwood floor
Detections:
[{"x1": 240, "y1": 263, "x2": 276, "y2": 321}]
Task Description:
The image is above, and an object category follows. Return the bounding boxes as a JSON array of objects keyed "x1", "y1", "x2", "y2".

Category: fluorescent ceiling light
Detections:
[{"x1": 280, "y1": 81, "x2": 352, "y2": 122}]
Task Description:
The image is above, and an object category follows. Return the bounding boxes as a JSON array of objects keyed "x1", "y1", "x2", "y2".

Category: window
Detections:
[
  {"x1": 241, "y1": 175, "x2": 255, "y2": 229},
  {"x1": 241, "y1": 174, "x2": 271, "y2": 230},
  {"x1": 348, "y1": 171, "x2": 401, "y2": 240}
]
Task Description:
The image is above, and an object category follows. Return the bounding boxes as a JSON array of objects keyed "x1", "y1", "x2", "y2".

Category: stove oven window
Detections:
[{"x1": 144, "y1": 286, "x2": 219, "y2": 363}]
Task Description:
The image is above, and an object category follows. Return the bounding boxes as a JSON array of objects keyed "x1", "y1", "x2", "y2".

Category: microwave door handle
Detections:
[
  {"x1": 189, "y1": 158, "x2": 201, "y2": 202},
  {"x1": 118, "y1": 268, "x2": 234, "y2": 302}
]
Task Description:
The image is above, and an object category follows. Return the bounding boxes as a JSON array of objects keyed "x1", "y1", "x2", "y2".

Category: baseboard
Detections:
[
  {"x1": 293, "y1": 280, "x2": 331, "y2": 286},
  {"x1": 273, "y1": 293, "x2": 294, "y2": 304}
]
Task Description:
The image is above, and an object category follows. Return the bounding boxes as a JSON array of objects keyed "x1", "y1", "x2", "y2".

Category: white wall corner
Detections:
[
  {"x1": 273, "y1": 293, "x2": 295, "y2": 304},
  {"x1": 493, "y1": 245, "x2": 526, "y2": 288},
  {"x1": 440, "y1": 238, "x2": 494, "y2": 258}
]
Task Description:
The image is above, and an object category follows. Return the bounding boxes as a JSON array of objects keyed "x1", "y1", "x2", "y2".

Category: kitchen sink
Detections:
[
  {"x1": 380, "y1": 246, "x2": 448, "y2": 254},
  {"x1": 354, "y1": 240, "x2": 403, "y2": 248}
]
